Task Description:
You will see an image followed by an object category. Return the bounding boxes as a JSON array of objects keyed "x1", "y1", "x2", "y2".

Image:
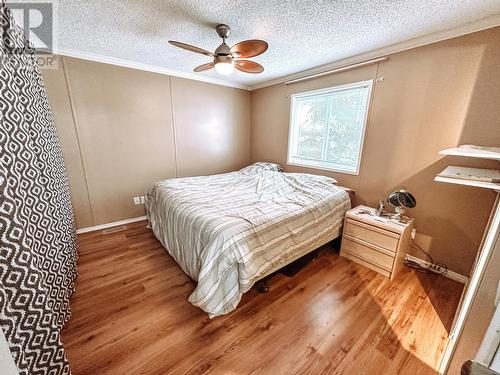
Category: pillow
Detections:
[
  {"x1": 239, "y1": 162, "x2": 284, "y2": 174},
  {"x1": 286, "y1": 172, "x2": 338, "y2": 185}
]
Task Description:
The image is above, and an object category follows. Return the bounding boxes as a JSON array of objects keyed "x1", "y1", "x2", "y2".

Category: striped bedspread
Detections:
[{"x1": 145, "y1": 167, "x2": 351, "y2": 317}]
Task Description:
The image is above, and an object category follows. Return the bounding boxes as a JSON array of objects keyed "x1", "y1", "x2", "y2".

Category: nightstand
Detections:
[{"x1": 340, "y1": 205, "x2": 414, "y2": 279}]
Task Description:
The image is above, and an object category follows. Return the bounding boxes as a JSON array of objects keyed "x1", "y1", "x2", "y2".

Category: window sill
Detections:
[{"x1": 286, "y1": 161, "x2": 360, "y2": 176}]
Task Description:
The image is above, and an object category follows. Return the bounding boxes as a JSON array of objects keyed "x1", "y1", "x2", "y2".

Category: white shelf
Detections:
[
  {"x1": 439, "y1": 146, "x2": 500, "y2": 161},
  {"x1": 436, "y1": 145, "x2": 500, "y2": 191},
  {"x1": 435, "y1": 176, "x2": 500, "y2": 191}
]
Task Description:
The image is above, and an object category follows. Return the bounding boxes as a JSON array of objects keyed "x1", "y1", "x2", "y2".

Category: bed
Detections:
[{"x1": 145, "y1": 162, "x2": 352, "y2": 317}]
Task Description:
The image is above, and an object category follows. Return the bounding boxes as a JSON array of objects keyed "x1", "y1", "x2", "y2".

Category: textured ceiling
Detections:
[{"x1": 30, "y1": 0, "x2": 500, "y2": 87}]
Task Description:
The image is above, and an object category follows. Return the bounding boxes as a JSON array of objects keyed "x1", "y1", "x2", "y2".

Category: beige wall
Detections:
[
  {"x1": 42, "y1": 57, "x2": 251, "y2": 229},
  {"x1": 250, "y1": 27, "x2": 500, "y2": 276},
  {"x1": 42, "y1": 27, "x2": 500, "y2": 276}
]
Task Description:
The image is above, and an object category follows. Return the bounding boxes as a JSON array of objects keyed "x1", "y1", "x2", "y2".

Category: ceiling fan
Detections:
[{"x1": 169, "y1": 24, "x2": 268, "y2": 76}]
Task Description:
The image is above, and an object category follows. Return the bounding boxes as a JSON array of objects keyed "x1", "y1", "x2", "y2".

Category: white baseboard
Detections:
[
  {"x1": 76, "y1": 216, "x2": 147, "y2": 234},
  {"x1": 405, "y1": 254, "x2": 469, "y2": 284}
]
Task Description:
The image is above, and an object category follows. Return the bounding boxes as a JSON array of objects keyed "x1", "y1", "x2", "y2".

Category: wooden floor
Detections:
[{"x1": 63, "y1": 220, "x2": 463, "y2": 375}]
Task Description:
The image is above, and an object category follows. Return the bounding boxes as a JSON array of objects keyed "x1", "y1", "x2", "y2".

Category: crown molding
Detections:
[
  {"x1": 249, "y1": 14, "x2": 500, "y2": 90},
  {"x1": 56, "y1": 48, "x2": 251, "y2": 90},
  {"x1": 55, "y1": 14, "x2": 500, "y2": 92}
]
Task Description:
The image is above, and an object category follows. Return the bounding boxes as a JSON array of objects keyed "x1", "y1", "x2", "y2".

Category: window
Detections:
[{"x1": 287, "y1": 80, "x2": 373, "y2": 175}]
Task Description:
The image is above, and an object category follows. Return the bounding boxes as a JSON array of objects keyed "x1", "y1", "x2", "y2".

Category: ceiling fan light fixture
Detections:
[
  {"x1": 214, "y1": 55, "x2": 234, "y2": 75},
  {"x1": 168, "y1": 24, "x2": 267, "y2": 75}
]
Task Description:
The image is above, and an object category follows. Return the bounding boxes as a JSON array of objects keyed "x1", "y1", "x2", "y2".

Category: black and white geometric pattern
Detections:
[{"x1": 0, "y1": 2, "x2": 77, "y2": 374}]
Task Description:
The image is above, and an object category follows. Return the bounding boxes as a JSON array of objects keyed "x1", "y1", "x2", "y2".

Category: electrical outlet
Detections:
[{"x1": 133, "y1": 196, "x2": 145, "y2": 205}]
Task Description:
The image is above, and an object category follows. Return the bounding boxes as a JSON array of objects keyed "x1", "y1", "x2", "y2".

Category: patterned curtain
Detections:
[{"x1": 0, "y1": 2, "x2": 77, "y2": 374}]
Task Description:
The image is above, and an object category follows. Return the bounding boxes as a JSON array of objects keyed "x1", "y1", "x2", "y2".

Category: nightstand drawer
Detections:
[
  {"x1": 345, "y1": 219, "x2": 399, "y2": 252},
  {"x1": 341, "y1": 238, "x2": 394, "y2": 271},
  {"x1": 340, "y1": 205, "x2": 414, "y2": 280},
  {"x1": 341, "y1": 252, "x2": 392, "y2": 278}
]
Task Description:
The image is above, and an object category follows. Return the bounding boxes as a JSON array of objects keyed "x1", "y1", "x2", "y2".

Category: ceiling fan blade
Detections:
[
  {"x1": 193, "y1": 62, "x2": 214, "y2": 72},
  {"x1": 168, "y1": 41, "x2": 214, "y2": 57},
  {"x1": 230, "y1": 39, "x2": 268, "y2": 58},
  {"x1": 235, "y1": 60, "x2": 264, "y2": 74}
]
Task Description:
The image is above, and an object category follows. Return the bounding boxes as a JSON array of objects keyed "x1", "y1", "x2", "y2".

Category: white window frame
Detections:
[{"x1": 286, "y1": 80, "x2": 373, "y2": 175}]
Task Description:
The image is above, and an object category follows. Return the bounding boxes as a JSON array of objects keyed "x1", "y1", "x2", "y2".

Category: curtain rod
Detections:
[{"x1": 284, "y1": 56, "x2": 390, "y2": 85}]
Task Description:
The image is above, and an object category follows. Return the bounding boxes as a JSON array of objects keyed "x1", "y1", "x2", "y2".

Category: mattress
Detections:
[{"x1": 145, "y1": 166, "x2": 351, "y2": 317}]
